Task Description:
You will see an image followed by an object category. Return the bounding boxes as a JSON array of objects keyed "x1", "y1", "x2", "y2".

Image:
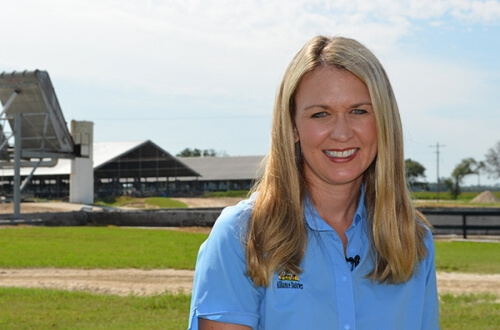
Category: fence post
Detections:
[{"x1": 462, "y1": 214, "x2": 467, "y2": 239}]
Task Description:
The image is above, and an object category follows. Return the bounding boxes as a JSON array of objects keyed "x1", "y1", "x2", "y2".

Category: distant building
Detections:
[
  {"x1": 0, "y1": 140, "x2": 265, "y2": 199},
  {"x1": 178, "y1": 155, "x2": 265, "y2": 193}
]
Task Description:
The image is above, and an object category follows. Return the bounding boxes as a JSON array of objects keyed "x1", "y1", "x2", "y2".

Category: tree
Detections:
[
  {"x1": 176, "y1": 148, "x2": 226, "y2": 157},
  {"x1": 485, "y1": 141, "x2": 500, "y2": 179},
  {"x1": 176, "y1": 148, "x2": 202, "y2": 157},
  {"x1": 447, "y1": 158, "x2": 477, "y2": 199},
  {"x1": 405, "y1": 159, "x2": 428, "y2": 190},
  {"x1": 202, "y1": 149, "x2": 217, "y2": 157},
  {"x1": 474, "y1": 161, "x2": 486, "y2": 186}
]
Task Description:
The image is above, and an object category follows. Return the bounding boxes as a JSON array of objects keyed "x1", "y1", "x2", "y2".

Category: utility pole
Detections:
[{"x1": 430, "y1": 142, "x2": 445, "y2": 201}]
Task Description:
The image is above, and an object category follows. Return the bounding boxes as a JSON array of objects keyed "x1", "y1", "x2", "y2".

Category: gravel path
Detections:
[{"x1": 1, "y1": 268, "x2": 499, "y2": 297}]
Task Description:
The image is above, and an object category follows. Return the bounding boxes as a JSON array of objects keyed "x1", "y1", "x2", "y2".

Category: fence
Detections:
[{"x1": 420, "y1": 208, "x2": 500, "y2": 238}]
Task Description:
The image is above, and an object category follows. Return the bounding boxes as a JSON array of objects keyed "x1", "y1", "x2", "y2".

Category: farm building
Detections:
[
  {"x1": 178, "y1": 155, "x2": 265, "y2": 192},
  {"x1": 0, "y1": 140, "x2": 265, "y2": 199}
]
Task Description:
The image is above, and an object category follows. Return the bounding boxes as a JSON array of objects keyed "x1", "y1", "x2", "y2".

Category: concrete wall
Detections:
[
  {"x1": 0, "y1": 208, "x2": 224, "y2": 227},
  {"x1": 1, "y1": 208, "x2": 499, "y2": 237}
]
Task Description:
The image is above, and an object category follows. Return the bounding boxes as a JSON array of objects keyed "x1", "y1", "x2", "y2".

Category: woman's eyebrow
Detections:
[
  {"x1": 302, "y1": 104, "x2": 329, "y2": 111},
  {"x1": 351, "y1": 102, "x2": 372, "y2": 108},
  {"x1": 302, "y1": 101, "x2": 372, "y2": 111}
]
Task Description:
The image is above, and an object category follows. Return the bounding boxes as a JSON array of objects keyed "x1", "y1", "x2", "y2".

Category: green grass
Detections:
[
  {"x1": 94, "y1": 196, "x2": 188, "y2": 209},
  {"x1": 144, "y1": 197, "x2": 187, "y2": 208},
  {"x1": 0, "y1": 287, "x2": 190, "y2": 329},
  {"x1": 412, "y1": 191, "x2": 478, "y2": 201},
  {"x1": 435, "y1": 241, "x2": 500, "y2": 274},
  {"x1": 2, "y1": 227, "x2": 498, "y2": 274},
  {"x1": 439, "y1": 293, "x2": 500, "y2": 329},
  {"x1": 202, "y1": 190, "x2": 249, "y2": 198},
  {"x1": 412, "y1": 190, "x2": 500, "y2": 203},
  {"x1": 0, "y1": 227, "x2": 206, "y2": 269}
]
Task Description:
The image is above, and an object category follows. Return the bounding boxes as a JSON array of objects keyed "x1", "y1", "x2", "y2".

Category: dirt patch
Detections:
[
  {"x1": 0, "y1": 268, "x2": 194, "y2": 296},
  {"x1": 1, "y1": 268, "x2": 498, "y2": 297},
  {"x1": 167, "y1": 226, "x2": 212, "y2": 234},
  {"x1": 0, "y1": 197, "x2": 243, "y2": 215},
  {"x1": 437, "y1": 272, "x2": 500, "y2": 296},
  {"x1": 0, "y1": 202, "x2": 87, "y2": 214},
  {"x1": 471, "y1": 190, "x2": 500, "y2": 203},
  {"x1": 170, "y1": 197, "x2": 243, "y2": 208}
]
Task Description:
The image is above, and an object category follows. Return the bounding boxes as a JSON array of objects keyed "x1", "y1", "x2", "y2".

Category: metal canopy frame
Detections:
[{"x1": 0, "y1": 70, "x2": 76, "y2": 219}]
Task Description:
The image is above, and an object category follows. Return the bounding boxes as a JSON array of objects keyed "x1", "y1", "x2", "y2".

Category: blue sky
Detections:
[{"x1": 1, "y1": 0, "x2": 499, "y2": 186}]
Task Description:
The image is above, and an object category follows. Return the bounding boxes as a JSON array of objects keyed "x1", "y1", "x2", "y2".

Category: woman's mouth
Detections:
[{"x1": 323, "y1": 148, "x2": 358, "y2": 158}]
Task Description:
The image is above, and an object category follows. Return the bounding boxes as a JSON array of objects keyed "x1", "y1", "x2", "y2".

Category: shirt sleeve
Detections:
[
  {"x1": 188, "y1": 200, "x2": 263, "y2": 329},
  {"x1": 421, "y1": 227, "x2": 440, "y2": 329}
]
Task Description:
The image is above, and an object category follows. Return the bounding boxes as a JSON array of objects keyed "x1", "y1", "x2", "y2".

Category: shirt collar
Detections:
[{"x1": 304, "y1": 184, "x2": 367, "y2": 232}]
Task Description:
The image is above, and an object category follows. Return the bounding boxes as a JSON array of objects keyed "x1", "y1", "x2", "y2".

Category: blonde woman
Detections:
[{"x1": 189, "y1": 36, "x2": 439, "y2": 330}]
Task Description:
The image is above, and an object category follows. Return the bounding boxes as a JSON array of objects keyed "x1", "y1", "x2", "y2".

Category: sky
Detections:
[{"x1": 1, "y1": 0, "x2": 499, "y2": 186}]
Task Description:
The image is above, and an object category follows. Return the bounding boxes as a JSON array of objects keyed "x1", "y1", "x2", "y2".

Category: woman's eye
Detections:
[
  {"x1": 312, "y1": 112, "x2": 327, "y2": 118},
  {"x1": 351, "y1": 109, "x2": 367, "y2": 115}
]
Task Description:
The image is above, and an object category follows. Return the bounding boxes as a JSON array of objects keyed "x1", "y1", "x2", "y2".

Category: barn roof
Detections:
[{"x1": 178, "y1": 155, "x2": 265, "y2": 181}]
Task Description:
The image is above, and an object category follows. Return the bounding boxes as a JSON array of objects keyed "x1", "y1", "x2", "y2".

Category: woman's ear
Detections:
[{"x1": 293, "y1": 127, "x2": 300, "y2": 143}]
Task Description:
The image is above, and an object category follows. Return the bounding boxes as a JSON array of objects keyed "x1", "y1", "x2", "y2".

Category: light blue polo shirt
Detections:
[{"x1": 188, "y1": 190, "x2": 439, "y2": 329}]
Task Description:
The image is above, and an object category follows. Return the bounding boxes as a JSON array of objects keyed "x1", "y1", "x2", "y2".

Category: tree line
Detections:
[
  {"x1": 176, "y1": 148, "x2": 227, "y2": 157},
  {"x1": 406, "y1": 141, "x2": 500, "y2": 199}
]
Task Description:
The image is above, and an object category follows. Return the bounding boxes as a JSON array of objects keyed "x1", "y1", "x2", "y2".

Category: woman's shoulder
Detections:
[{"x1": 209, "y1": 194, "x2": 257, "y2": 243}]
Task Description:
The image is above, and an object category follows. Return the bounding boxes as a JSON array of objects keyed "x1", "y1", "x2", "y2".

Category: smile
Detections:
[{"x1": 323, "y1": 148, "x2": 358, "y2": 158}]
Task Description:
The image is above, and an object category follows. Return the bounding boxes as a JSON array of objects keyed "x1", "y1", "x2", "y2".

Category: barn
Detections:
[{"x1": 0, "y1": 140, "x2": 265, "y2": 199}]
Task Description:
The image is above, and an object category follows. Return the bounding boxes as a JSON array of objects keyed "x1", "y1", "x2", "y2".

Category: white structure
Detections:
[{"x1": 70, "y1": 120, "x2": 94, "y2": 204}]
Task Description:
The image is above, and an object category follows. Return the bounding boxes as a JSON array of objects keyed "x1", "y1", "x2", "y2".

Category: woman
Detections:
[{"x1": 189, "y1": 36, "x2": 439, "y2": 329}]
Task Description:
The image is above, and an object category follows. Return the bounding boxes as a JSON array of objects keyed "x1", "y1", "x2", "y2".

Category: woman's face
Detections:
[{"x1": 294, "y1": 66, "x2": 378, "y2": 189}]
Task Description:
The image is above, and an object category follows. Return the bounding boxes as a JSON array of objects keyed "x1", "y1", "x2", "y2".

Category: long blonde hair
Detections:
[{"x1": 247, "y1": 36, "x2": 429, "y2": 287}]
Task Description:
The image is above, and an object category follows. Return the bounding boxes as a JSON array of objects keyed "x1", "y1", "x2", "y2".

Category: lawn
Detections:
[
  {"x1": 94, "y1": 196, "x2": 188, "y2": 209},
  {"x1": 434, "y1": 240, "x2": 500, "y2": 274},
  {"x1": 0, "y1": 226, "x2": 498, "y2": 329},
  {"x1": 0, "y1": 226, "x2": 206, "y2": 269},
  {"x1": 0, "y1": 287, "x2": 190, "y2": 330}
]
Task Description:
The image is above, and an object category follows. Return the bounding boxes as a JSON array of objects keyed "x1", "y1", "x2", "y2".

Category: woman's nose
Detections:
[{"x1": 329, "y1": 115, "x2": 354, "y2": 142}]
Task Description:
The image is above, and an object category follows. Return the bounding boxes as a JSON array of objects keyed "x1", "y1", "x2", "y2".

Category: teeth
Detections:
[{"x1": 324, "y1": 149, "x2": 357, "y2": 158}]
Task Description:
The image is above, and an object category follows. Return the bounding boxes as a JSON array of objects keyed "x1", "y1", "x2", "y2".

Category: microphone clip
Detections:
[{"x1": 345, "y1": 255, "x2": 360, "y2": 271}]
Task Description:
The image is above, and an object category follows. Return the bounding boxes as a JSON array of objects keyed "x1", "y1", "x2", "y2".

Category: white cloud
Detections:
[{"x1": 1, "y1": 0, "x2": 499, "y2": 184}]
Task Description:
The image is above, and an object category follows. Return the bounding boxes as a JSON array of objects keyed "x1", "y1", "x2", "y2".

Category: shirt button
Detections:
[
  {"x1": 341, "y1": 275, "x2": 347, "y2": 282},
  {"x1": 344, "y1": 323, "x2": 351, "y2": 330}
]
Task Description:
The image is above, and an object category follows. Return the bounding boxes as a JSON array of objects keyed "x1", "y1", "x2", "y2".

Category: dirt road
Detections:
[{"x1": 1, "y1": 268, "x2": 499, "y2": 297}]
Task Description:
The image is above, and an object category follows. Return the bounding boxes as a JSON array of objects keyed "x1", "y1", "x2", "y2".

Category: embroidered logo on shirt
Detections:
[{"x1": 277, "y1": 270, "x2": 303, "y2": 289}]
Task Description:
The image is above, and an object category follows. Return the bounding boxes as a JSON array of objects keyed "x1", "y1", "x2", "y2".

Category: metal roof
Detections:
[
  {"x1": 178, "y1": 155, "x2": 266, "y2": 181},
  {"x1": 0, "y1": 70, "x2": 74, "y2": 158}
]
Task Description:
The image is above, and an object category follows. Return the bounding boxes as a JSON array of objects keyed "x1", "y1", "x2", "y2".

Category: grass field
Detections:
[
  {"x1": 0, "y1": 227, "x2": 206, "y2": 269},
  {"x1": 0, "y1": 287, "x2": 190, "y2": 330},
  {"x1": 95, "y1": 196, "x2": 188, "y2": 209},
  {"x1": 411, "y1": 190, "x2": 500, "y2": 201},
  {"x1": 434, "y1": 241, "x2": 500, "y2": 274},
  {"x1": 0, "y1": 226, "x2": 498, "y2": 329}
]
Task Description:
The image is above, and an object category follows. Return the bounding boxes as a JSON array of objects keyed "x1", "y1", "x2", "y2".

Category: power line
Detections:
[{"x1": 429, "y1": 142, "x2": 446, "y2": 201}]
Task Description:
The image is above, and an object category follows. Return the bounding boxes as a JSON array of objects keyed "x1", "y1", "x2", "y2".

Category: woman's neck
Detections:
[{"x1": 307, "y1": 180, "x2": 362, "y2": 252}]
